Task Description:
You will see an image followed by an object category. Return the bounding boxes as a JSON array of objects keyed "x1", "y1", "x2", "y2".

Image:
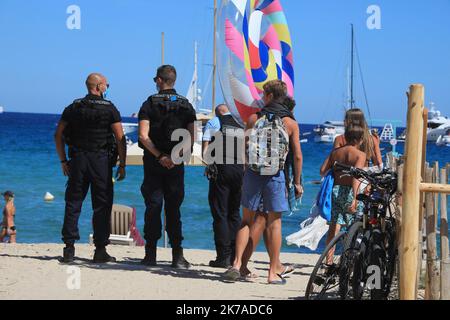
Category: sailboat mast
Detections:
[
  {"x1": 161, "y1": 32, "x2": 165, "y2": 65},
  {"x1": 193, "y1": 41, "x2": 199, "y2": 109},
  {"x1": 350, "y1": 24, "x2": 355, "y2": 109},
  {"x1": 212, "y1": 0, "x2": 217, "y2": 114}
]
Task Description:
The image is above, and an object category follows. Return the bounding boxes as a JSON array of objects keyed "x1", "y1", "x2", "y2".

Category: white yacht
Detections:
[
  {"x1": 313, "y1": 121, "x2": 345, "y2": 144},
  {"x1": 401, "y1": 103, "x2": 450, "y2": 142},
  {"x1": 427, "y1": 104, "x2": 450, "y2": 142},
  {"x1": 0, "y1": 106, "x2": 4, "y2": 114},
  {"x1": 122, "y1": 123, "x2": 138, "y2": 136},
  {"x1": 436, "y1": 129, "x2": 450, "y2": 147}
]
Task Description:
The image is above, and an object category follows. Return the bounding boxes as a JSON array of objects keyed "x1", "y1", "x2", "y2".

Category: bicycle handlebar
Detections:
[{"x1": 333, "y1": 162, "x2": 397, "y2": 192}]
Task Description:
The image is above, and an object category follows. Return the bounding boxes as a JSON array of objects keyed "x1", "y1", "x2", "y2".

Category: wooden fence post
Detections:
[
  {"x1": 441, "y1": 168, "x2": 450, "y2": 300},
  {"x1": 400, "y1": 84, "x2": 425, "y2": 300},
  {"x1": 425, "y1": 167, "x2": 440, "y2": 300}
]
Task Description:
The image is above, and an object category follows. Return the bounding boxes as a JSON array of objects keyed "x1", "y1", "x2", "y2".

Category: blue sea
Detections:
[{"x1": 0, "y1": 112, "x2": 448, "y2": 253}]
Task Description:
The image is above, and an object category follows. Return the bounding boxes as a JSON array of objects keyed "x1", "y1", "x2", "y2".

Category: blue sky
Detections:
[{"x1": 0, "y1": 0, "x2": 449, "y2": 124}]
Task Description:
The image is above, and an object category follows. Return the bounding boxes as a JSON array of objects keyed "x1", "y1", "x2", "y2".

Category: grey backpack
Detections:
[{"x1": 248, "y1": 113, "x2": 289, "y2": 176}]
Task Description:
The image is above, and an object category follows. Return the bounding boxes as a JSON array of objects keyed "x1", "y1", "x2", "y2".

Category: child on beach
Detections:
[
  {"x1": 1, "y1": 191, "x2": 17, "y2": 244},
  {"x1": 320, "y1": 124, "x2": 366, "y2": 263}
]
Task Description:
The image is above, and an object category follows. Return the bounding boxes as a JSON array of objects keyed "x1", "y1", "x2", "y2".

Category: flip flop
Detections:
[
  {"x1": 224, "y1": 267, "x2": 241, "y2": 281},
  {"x1": 241, "y1": 272, "x2": 259, "y2": 282},
  {"x1": 280, "y1": 265, "x2": 295, "y2": 279},
  {"x1": 268, "y1": 275, "x2": 287, "y2": 285}
]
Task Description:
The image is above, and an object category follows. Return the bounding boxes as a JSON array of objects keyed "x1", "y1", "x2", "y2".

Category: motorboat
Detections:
[
  {"x1": 436, "y1": 129, "x2": 450, "y2": 147},
  {"x1": 314, "y1": 121, "x2": 345, "y2": 144},
  {"x1": 398, "y1": 103, "x2": 450, "y2": 142},
  {"x1": 427, "y1": 104, "x2": 450, "y2": 142}
]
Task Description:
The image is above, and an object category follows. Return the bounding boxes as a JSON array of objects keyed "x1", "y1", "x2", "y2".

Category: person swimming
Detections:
[{"x1": 1, "y1": 191, "x2": 17, "y2": 244}]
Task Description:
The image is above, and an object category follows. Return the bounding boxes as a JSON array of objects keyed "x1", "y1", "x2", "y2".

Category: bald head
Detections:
[
  {"x1": 215, "y1": 104, "x2": 229, "y2": 117},
  {"x1": 86, "y1": 73, "x2": 108, "y2": 97}
]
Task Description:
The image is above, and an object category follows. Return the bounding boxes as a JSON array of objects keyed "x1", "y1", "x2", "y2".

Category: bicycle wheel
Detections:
[
  {"x1": 305, "y1": 232, "x2": 346, "y2": 300},
  {"x1": 385, "y1": 219, "x2": 398, "y2": 296},
  {"x1": 339, "y1": 221, "x2": 364, "y2": 299},
  {"x1": 369, "y1": 228, "x2": 387, "y2": 300},
  {"x1": 352, "y1": 230, "x2": 371, "y2": 300}
]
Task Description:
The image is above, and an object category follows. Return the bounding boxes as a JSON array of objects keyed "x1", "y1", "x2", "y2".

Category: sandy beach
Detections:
[{"x1": 0, "y1": 244, "x2": 318, "y2": 300}]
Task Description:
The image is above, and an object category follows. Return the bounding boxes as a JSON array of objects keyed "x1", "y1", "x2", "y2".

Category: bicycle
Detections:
[
  {"x1": 334, "y1": 163, "x2": 398, "y2": 300},
  {"x1": 305, "y1": 200, "x2": 362, "y2": 300}
]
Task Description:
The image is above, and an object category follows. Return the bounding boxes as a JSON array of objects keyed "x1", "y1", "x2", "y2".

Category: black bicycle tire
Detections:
[
  {"x1": 305, "y1": 232, "x2": 347, "y2": 300},
  {"x1": 339, "y1": 221, "x2": 364, "y2": 299}
]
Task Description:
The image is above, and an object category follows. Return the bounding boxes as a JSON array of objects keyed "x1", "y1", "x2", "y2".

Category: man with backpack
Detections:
[
  {"x1": 138, "y1": 65, "x2": 197, "y2": 269},
  {"x1": 225, "y1": 80, "x2": 303, "y2": 284},
  {"x1": 203, "y1": 104, "x2": 245, "y2": 269}
]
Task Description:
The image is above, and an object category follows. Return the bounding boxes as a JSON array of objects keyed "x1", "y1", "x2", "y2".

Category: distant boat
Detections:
[
  {"x1": 398, "y1": 103, "x2": 450, "y2": 142},
  {"x1": 314, "y1": 121, "x2": 345, "y2": 144},
  {"x1": 131, "y1": 113, "x2": 138, "y2": 119},
  {"x1": 436, "y1": 129, "x2": 450, "y2": 147},
  {"x1": 0, "y1": 106, "x2": 4, "y2": 114},
  {"x1": 122, "y1": 123, "x2": 138, "y2": 135}
]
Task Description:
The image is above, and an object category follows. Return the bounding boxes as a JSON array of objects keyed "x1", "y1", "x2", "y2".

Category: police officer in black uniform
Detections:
[
  {"x1": 203, "y1": 105, "x2": 244, "y2": 268},
  {"x1": 138, "y1": 65, "x2": 196, "y2": 269},
  {"x1": 55, "y1": 73, "x2": 127, "y2": 264}
]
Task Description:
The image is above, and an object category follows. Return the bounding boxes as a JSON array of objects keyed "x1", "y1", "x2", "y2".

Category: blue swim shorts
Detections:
[{"x1": 241, "y1": 169, "x2": 289, "y2": 213}]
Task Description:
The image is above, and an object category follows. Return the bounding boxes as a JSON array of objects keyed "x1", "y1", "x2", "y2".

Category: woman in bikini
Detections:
[{"x1": 1, "y1": 191, "x2": 17, "y2": 244}]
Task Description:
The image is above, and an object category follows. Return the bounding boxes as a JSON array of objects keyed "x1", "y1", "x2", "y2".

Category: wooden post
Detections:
[
  {"x1": 441, "y1": 168, "x2": 450, "y2": 300},
  {"x1": 425, "y1": 167, "x2": 440, "y2": 300},
  {"x1": 400, "y1": 84, "x2": 425, "y2": 300},
  {"x1": 397, "y1": 164, "x2": 404, "y2": 294}
]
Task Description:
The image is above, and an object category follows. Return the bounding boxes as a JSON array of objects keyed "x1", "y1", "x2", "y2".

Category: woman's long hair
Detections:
[{"x1": 344, "y1": 109, "x2": 375, "y2": 161}]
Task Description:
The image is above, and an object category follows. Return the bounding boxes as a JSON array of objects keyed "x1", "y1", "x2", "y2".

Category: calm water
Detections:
[{"x1": 0, "y1": 112, "x2": 448, "y2": 253}]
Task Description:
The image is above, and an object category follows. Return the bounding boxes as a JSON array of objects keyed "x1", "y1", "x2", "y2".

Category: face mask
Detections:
[{"x1": 102, "y1": 87, "x2": 110, "y2": 99}]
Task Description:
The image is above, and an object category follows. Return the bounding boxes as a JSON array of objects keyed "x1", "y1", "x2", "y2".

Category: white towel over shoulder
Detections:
[{"x1": 286, "y1": 205, "x2": 329, "y2": 251}]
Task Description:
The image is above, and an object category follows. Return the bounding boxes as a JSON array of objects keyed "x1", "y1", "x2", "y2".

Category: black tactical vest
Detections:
[
  {"x1": 146, "y1": 93, "x2": 191, "y2": 155},
  {"x1": 218, "y1": 114, "x2": 243, "y2": 165},
  {"x1": 64, "y1": 98, "x2": 115, "y2": 152}
]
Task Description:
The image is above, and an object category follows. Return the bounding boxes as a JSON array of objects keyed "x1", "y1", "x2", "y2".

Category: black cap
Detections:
[{"x1": 2, "y1": 191, "x2": 14, "y2": 198}]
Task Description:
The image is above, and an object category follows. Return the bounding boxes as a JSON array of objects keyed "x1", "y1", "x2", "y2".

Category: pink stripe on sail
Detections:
[
  {"x1": 225, "y1": 19, "x2": 245, "y2": 62},
  {"x1": 246, "y1": 70, "x2": 262, "y2": 101},
  {"x1": 260, "y1": 0, "x2": 283, "y2": 15},
  {"x1": 262, "y1": 25, "x2": 281, "y2": 52},
  {"x1": 282, "y1": 70, "x2": 295, "y2": 97},
  {"x1": 286, "y1": 50, "x2": 294, "y2": 66}
]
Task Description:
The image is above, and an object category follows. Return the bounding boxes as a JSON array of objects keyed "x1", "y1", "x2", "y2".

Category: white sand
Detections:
[{"x1": 0, "y1": 244, "x2": 318, "y2": 300}]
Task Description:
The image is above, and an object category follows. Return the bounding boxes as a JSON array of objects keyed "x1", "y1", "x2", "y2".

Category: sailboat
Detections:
[
  {"x1": 314, "y1": 24, "x2": 364, "y2": 144},
  {"x1": 0, "y1": 106, "x2": 4, "y2": 114}
]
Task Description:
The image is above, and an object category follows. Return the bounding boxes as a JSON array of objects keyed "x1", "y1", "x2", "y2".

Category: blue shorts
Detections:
[{"x1": 241, "y1": 169, "x2": 289, "y2": 213}]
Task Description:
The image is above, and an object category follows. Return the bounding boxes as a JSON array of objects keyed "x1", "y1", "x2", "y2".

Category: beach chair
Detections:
[{"x1": 89, "y1": 204, "x2": 144, "y2": 247}]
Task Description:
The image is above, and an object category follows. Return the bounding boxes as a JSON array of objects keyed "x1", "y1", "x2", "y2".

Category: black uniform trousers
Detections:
[
  {"x1": 62, "y1": 150, "x2": 114, "y2": 248},
  {"x1": 141, "y1": 156, "x2": 185, "y2": 249},
  {"x1": 208, "y1": 164, "x2": 244, "y2": 260}
]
